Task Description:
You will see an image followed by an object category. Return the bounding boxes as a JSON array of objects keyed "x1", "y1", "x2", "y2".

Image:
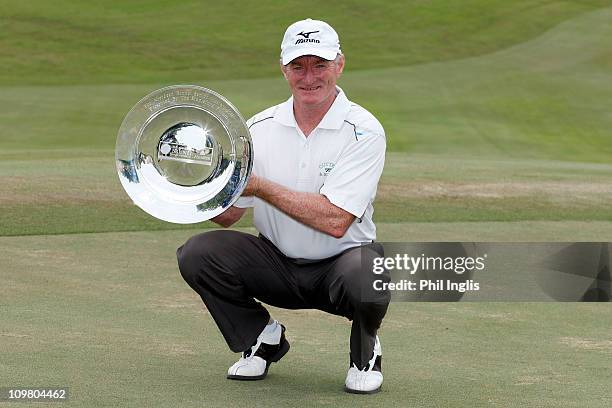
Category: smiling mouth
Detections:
[{"x1": 301, "y1": 86, "x2": 321, "y2": 91}]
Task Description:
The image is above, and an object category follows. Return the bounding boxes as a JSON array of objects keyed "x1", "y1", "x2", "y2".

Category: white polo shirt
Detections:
[{"x1": 235, "y1": 87, "x2": 385, "y2": 259}]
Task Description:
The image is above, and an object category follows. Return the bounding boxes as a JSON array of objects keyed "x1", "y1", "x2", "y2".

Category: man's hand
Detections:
[
  {"x1": 211, "y1": 206, "x2": 247, "y2": 228},
  {"x1": 211, "y1": 176, "x2": 259, "y2": 228},
  {"x1": 243, "y1": 175, "x2": 355, "y2": 238}
]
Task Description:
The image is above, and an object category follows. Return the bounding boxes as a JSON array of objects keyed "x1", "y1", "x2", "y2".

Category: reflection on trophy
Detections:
[{"x1": 115, "y1": 85, "x2": 253, "y2": 223}]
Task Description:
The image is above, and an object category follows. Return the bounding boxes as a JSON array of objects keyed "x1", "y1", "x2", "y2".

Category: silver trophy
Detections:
[{"x1": 116, "y1": 85, "x2": 252, "y2": 223}]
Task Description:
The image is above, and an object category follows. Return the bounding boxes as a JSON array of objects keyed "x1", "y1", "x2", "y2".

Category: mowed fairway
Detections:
[
  {"x1": 1, "y1": 1, "x2": 612, "y2": 407},
  {"x1": 2, "y1": 231, "x2": 611, "y2": 407}
]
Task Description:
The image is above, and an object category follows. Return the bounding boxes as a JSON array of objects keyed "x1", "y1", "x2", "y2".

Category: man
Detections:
[{"x1": 177, "y1": 18, "x2": 390, "y2": 394}]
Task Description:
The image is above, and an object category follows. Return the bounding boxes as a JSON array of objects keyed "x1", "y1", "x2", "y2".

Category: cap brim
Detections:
[{"x1": 281, "y1": 47, "x2": 338, "y2": 65}]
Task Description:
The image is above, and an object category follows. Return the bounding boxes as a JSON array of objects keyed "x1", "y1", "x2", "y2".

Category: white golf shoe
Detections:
[
  {"x1": 344, "y1": 335, "x2": 383, "y2": 394},
  {"x1": 227, "y1": 322, "x2": 289, "y2": 381}
]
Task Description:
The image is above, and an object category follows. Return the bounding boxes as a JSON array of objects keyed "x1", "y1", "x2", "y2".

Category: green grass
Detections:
[
  {"x1": 2, "y1": 2, "x2": 612, "y2": 407},
  {"x1": 3, "y1": 5, "x2": 612, "y2": 159},
  {"x1": 1, "y1": 231, "x2": 611, "y2": 407},
  {"x1": 1, "y1": 0, "x2": 610, "y2": 86},
  {"x1": 2, "y1": 5, "x2": 612, "y2": 237},
  {"x1": 2, "y1": 153, "x2": 612, "y2": 236}
]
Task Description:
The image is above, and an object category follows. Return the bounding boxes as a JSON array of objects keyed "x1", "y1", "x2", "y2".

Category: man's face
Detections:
[{"x1": 281, "y1": 55, "x2": 345, "y2": 108}]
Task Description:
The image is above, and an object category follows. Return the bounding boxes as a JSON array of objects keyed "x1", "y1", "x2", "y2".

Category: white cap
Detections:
[{"x1": 280, "y1": 18, "x2": 341, "y2": 65}]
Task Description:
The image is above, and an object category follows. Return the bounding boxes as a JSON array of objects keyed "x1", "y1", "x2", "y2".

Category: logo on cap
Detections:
[
  {"x1": 297, "y1": 30, "x2": 319, "y2": 39},
  {"x1": 295, "y1": 30, "x2": 320, "y2": 45}
]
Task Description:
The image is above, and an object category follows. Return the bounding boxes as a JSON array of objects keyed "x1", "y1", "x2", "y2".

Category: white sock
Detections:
[{"x1": 259, "y1": 319, "x2": 281, "y2": 344}]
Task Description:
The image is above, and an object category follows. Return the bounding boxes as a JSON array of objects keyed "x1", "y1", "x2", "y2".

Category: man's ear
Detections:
[
  {"x1": 336, "y1": 55, "x2": 345, "y2": 75},
  {"x1": 280, "y1": 62, "x2": 289, "y2": 80}
]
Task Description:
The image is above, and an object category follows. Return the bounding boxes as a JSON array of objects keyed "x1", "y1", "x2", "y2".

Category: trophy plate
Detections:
[{"x1": 116, "y1": 85, "x2": 252, "y2": 223}]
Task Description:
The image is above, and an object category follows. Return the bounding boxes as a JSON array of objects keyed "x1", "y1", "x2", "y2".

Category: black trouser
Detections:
[{"x1": 176, "y1": 230, "x2": 390, "y2": 369}]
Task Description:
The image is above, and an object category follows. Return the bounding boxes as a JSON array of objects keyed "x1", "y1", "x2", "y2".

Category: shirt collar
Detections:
[{"x1": 273, "y1": 86, "x2": 351, "y2": 130}]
